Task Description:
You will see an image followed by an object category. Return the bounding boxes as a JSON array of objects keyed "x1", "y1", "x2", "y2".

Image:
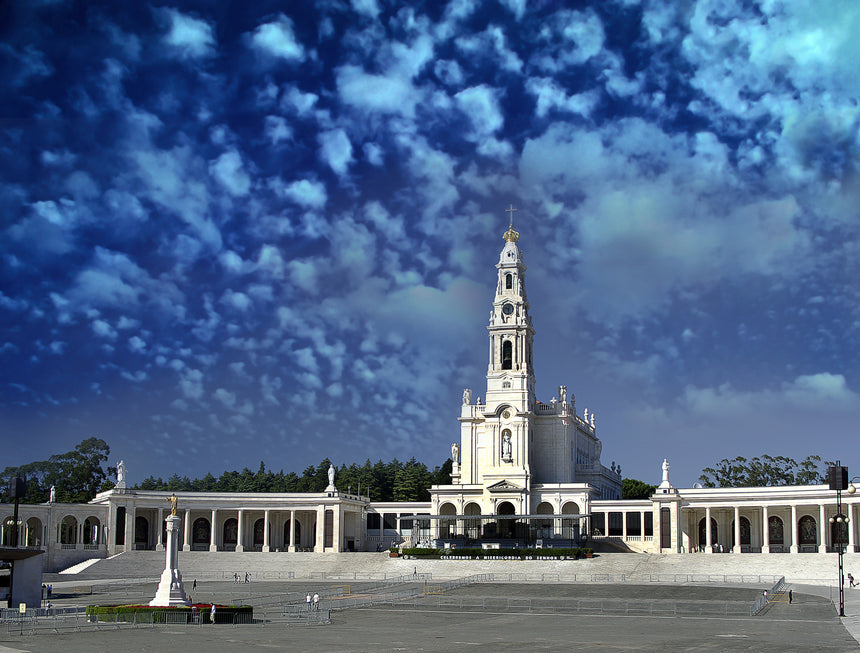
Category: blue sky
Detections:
[{"x1": 2, "y1": 0, "x2": 859, "y2": 488}]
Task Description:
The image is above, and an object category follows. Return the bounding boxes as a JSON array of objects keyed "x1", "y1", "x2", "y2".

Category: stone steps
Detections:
[{"x1": 52, "y1": 549, "x2": 850, "y2": 586}]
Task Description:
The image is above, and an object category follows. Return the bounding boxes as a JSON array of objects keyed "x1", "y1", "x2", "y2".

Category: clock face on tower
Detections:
[{"x1": 502, "y1": 303, "x2": 514, "y2": 315}]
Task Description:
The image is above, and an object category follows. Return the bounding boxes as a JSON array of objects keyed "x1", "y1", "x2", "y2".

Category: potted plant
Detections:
[
  {"x1": 389, "y1": 546, "x2": 399, "y2": 558},
  {"x1": 582, "y1": 547, "x2": 594, "y2": 558}
]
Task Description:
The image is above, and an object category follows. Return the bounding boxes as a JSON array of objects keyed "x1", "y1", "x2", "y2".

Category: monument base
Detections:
[{"x1": 149, "y1": 567, "x2": 191, "y2": 606}]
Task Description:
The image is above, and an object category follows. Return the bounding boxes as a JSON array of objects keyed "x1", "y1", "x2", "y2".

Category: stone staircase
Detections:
[{"x1": 47, "y1": 549, "x2": 852, "y2": 586}]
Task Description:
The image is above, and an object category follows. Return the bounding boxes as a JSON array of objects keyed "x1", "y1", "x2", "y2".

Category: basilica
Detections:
[{"x1": 3, "y1": 224, "x2": 858, "y2": 572}]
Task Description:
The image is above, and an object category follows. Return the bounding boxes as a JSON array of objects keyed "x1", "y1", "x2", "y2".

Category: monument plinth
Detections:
[{"x1": 150, "y1": 509, "x2": 190, "y2": 606}]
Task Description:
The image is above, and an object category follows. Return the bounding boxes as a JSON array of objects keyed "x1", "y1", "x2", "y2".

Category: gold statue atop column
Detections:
[{"x1": 167, "y1": 493, "x2": 178, "y2": 516}]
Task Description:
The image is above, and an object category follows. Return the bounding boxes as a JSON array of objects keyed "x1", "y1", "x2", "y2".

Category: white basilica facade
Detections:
[{"x1": 2, "y1": 224, "x2": 858, "y2": 571}]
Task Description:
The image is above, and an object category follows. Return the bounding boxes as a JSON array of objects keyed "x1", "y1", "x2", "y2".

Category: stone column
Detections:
[
  {"x1": 314, "y1": 507, "x2": 325, "y2": 552},
  {"x1": 790, "y1": 504, "x2": 798, "y2": 554},
  {"x1": 209, "y1": 509, "x2": 218, "y2": 552},
  {"x1": 332, "y1": 506, "x2": 342, "y2": 552},
  {"x1": 640, "y1": 510, "x2": 646, "y2": 541},
  {"x1": 183, "y1": 509, "x2": 192, "y2": 551},
  {"x1": 236, "y1": 509, "x2": 245, "y2": 552},
  {"x1": 149, "y1": 515, "x2": 190, "y2": 606},
  {"x1": 263, "y1": 509, "x2": 271, "y2": 552},
  {"x1": 705, "y1": 507, "x2": 713, "y2": 553},
  {"x1": 622, "y1": 511, "x2": 627, "y2": 540},
  {"x1": 288, "y1": 510, "x2": 296, "y2": 552},
  {"x1": 124, "y1": 504, "x2": 134, "y2": 552},
  {"x1": 156, "y1": 508, "x2": 165, "y2": 551},
  {"x1": 762, "y1": 506, "x2": 770, "y2": 554},
  {"x1": 733, "y1": 506, "x2": 741, "y2": 554},
  {"x1": 848, "y1": 504, "x2": 856, "y2": 553},
  {"x1": 819, "y1": 504, "x2": 828, "y2": 553}
]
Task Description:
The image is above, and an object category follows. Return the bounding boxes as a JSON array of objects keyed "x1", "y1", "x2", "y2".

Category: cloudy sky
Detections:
[{"x1": 2, "y1": 0, "x2": 859, "y2": 489}]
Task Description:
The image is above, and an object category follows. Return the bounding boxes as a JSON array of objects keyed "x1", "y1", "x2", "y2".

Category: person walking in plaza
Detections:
[
  {"x1": 848, "y1": 573, "x2": 855, "y2": 588},
  {"x1": 788, "y1": 589, "x2": 793, "y2": 604},
  {"x1": 210, "y1": 604, "x2": 216, "y2": 623},
  {"x1": 313, "y1": 592, "x2": 320, "y2": 610},
  {"x1": 306, "y1": 592, "x2": 311, "y2": 610}
]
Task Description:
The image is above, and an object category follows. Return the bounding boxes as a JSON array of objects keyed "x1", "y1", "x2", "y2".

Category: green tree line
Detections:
[
  {"x1": 0, "y1": 437, "x2": 114, "y2": 504},
  {"x1": 699, "y1": 454, "x2": 831, "y2": 488},
  {"x1": 135, "y1": 457, "x2": 453, "y2": 502}
]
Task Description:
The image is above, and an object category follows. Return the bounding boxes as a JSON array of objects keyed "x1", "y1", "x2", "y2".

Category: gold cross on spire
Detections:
[
  {"x1": 503, "y1": 203, "x2": 519, "y2": 242},
  {"x1": 506, "y1": 203, "x2": 517, "y2": 227}
]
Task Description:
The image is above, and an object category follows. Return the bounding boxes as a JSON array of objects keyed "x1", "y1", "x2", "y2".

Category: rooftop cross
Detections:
[
  {"x1": 503, "y1": 204, "x2": 520, "y2": 243},
  {"x1": 506, "y1": 203, "x2": 517, "y2": 228}
]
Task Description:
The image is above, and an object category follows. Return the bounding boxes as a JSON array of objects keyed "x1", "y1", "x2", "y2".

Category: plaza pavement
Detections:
[{"x1": 4, "y1": 551, "x2": 860, "y2": 651}]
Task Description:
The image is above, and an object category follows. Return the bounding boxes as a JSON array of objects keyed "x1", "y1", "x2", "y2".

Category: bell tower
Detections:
[{"x1": 486, "y1": 207, "x2": 535, "y2": 413}]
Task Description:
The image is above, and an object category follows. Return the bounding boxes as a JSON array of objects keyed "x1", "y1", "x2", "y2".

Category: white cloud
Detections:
[
  {"x1": 525, "y1": 77, "x2": 599, "y2": 118},
  {"x1": 257, "y1": 244, "x2": 285, "y2": 279},
  {"x1": 249, "y1": 15, "x2": 305, "y2": 61},
  {"x1": 210, "y1": 149, "x2": 251, "y2": 197},
  {"x1": 336, "y1": 65, "x2": 421, "y2": 118},
  {"x1": 221, "y1": 289, "x2": 252, "y2": 312},
  {"x1": 318, "y1": 129, "x2": 353, "y2": 176},
  {"x1": 281, "y1": 86, "x2": 318, "y2": 115},
  {"x1": 213, "y1": 387, "x2": 236, "y2": 408},
  {"x1": 683, "y1": 373, "x2": 859, "y2": 418},
  {"x1": 91, "y1": 319, "x2": 117, "y2": 339},
  {"x1": 352, "y1": 0, "x2": 381, "y2": 19},
  {"x1": 132, "y1": 145, "x2": 221, "y2": 251},
  {"x1": 128, "y1": 335, "x2": 147, "y2": 353},
  {"x1": 179, "y1": 368, "x2": 204, "y2": 400},
  {"x1": 282, "y1": 179, "x2": 327, "y2": 209},
  {"x1": 264, "y1": 115, "x2": 292, "y2": 145},
  {"x1": 160, "y1": 8, "x2": 216, "y2": 60}
]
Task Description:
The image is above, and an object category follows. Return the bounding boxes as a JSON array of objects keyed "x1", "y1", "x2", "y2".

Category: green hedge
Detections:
[
  {"x1": 401, "y1": 547, "x2": 582, "y2": 559},
  {"x1": 85, "y1": 604, "x2": 253, "y2": 624}
]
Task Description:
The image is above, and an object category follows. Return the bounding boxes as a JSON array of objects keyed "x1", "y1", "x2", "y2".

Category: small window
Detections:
[{"x1": 505, "y1": 273, "x2": 513, "y2": 290}]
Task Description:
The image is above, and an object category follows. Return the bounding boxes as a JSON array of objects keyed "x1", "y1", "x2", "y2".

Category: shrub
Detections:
[{"x1": 85, "y1": 603, "x2": 253, "y2": 624}]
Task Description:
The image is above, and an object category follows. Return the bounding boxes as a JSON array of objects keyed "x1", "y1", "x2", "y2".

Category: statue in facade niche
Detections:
[
  {"x1": 558, "y1": 385, "x2": 567, "y2": 405},
  {"x1": 462, "y1": 388, "x2": 472, "y2": 405},
  {"x1": 451, "y1": 442, "x2": 459, "y2": 464},
  {"x1": 502, "y1": 433, "x2": 512, "y2": 461},
  {"x1": 590, "y1": 413, "x2": 595, "y2": 428},
  {"x1": 583, "y1": 408, "x2": 588, "y2": 422},
  {"x1": 116, "y1": 460, "x2": 126, "y2": 484},
  {"x1": 49, "y1": 485, "x2": 56, "y2": 503},
  {"x1": 328, "y1": 464, "x2": 335, "y2": 487}
]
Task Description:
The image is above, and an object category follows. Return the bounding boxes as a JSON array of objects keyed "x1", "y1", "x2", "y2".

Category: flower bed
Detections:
[
  {"x1": 85, "y1": 603, "x2": 253, "y2": 624},
  {"x1": 401, "y1": 547, "x2": 585, "y2": 560}
]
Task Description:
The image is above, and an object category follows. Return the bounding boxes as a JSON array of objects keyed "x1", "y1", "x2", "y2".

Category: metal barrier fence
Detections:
[
  {"x1": 2, "y1": 608, "x2": 302, "y2": 636},
  {"x1": 373, "y1": 595, "x2": 755, "y2": 618},
  {"x1": 750, "y1": 576, "x2": 786, "y2": 616}
]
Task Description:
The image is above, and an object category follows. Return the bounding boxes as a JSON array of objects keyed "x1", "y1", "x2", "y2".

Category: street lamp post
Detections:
[{"x1": 829, "y1": 463, "x2": 850, "y2": 617}]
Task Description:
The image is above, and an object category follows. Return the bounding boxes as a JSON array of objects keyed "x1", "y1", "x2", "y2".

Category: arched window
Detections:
[
  {"x1": 134, "y1": 516, "x2": 149, "y2": 548},
  {"x1": 192, "y1": 518, "x2": 210, "y2": 547},
  {"x1": 731, "y1": 516, "x2": 751, "y2": 547},
  {"x1": 769, "y1": 516, "x2": 784, "y2": 545},
  {"x1": 505, "y1": 273, "x2": 513, "y2": 290},
  {"x1": 223, "y1": 518, "x2": 238, "y2": 547},
  {"x1": 799, "y1": 515, "x2": 817, "y2": 545},
  {"x1": 439, "y1": 503, "x2": 457, "y2": 539},
  {"x1": 697, "y1": 517, "x2": 718, "y2": 548},
  {"x1": 502, "y1": 340, "x2": 512, "y2": 370},
  {"x1": 253, "y1": 518, "x2": 265, "y2": 548},
  {"x1": 83, "y1": 517, "x2": 100, "y2": 545}
]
